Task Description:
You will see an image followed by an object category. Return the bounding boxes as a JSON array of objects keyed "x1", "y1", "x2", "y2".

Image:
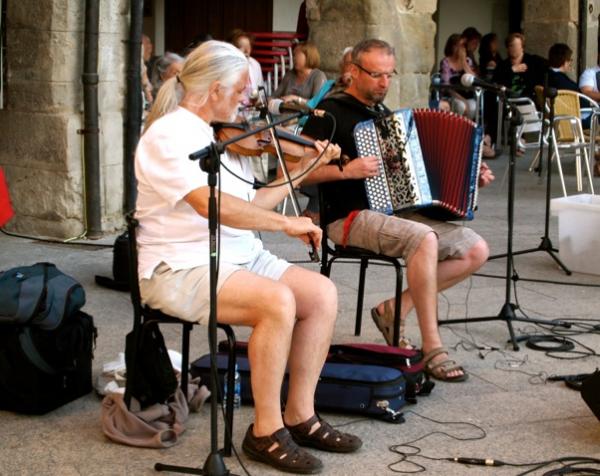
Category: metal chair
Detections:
[
  {"x1": 124, "y1": 212, "x2": 237, "y2": 456},
  {"x1": 318, "y1": 187, "x2": 403, "y2": 346},
  {"x1": 508, "y1": 95, "x2": 549, "y2": 171},
  {"x1": 551, "y1": 90, "x2": 597, "y2": 196}
]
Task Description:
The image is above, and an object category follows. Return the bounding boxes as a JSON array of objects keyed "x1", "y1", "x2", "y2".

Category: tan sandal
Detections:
[
  {"x1": 423, "y1": 347, "x2": 468, "y2": 382},
  {"x1": 370, "y1": 300, "x2": 412, "y2": 348}
]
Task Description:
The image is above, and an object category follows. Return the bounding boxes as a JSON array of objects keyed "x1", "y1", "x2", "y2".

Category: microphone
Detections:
[
  {"x1": 461, "y1": 73, "x2": 506, "y2": 95},
  {"x1": 268, "y1": 99, "x2": 325, "y2": 117}
]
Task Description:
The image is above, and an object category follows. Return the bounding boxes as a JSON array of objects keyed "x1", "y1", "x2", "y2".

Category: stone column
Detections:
[
  {"x1": 0, "y1": 0, "x2": 127, "y2": 238},
  {"x1": 523, "y1": 0, "x2": 579, "y2": 77},
  {"x1": 307, "y1": 0, "x2": 437, "y2": 109}
]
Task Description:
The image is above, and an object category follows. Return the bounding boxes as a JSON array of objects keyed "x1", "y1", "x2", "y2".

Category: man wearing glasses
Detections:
[{"x1": 302, "y1": 39, "x2": 494, "y2": 383}]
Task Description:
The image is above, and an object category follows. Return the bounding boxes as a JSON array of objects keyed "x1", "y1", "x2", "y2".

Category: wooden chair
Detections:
[
  {"x1": 318, "y1": 187, "x2": 403, "y2": 346},
  {"x1": 124, "y1": 212, "x2": 237, "y2": 456}
]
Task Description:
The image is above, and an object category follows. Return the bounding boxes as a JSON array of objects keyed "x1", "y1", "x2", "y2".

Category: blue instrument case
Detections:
[{"x1": 190, "y1": 354, "x2": 406, "y2": 423}]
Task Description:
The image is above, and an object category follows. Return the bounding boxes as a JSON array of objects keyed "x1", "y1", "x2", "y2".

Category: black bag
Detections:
[
  {"x1": 124, "y1": 321, "x2": 178, "y2": 408},
  {"x1": 0, "y1": 263, "x2": 96, "y2": 414},
  {"x1": 95, "y1": 232, "x2": 130, "y2": 292},
  {"x1": 0, "y1": 262, "x2": 86, "y2": 330},
  {"x1": 0, "y1": 310, "x2": 97, "y2": 414},
  {"x1": 191, "y1": 353, "x2": 406, "y2": 423}
]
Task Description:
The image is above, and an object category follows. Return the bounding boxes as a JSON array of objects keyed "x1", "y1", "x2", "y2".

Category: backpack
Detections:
[
  {"x1": 0, "y1": 263, "x2": 96, "y2": 414},
  {"x1": 94, "y1": 232, "x2": 130, "y2": 292}
]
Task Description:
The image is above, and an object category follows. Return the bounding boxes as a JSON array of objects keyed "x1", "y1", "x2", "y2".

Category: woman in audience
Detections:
[
  {"x1": 228, "y1": 29, "x2": 264, "y2": 105},
  {"x1": 493, "y1": 32, "x2": 546, "y2": 99},
  {"x1": 151, "y1": 52, "x2": 184, "y2": 94},
  {"x1": 439, "y1": 33, "x2": 477, "y2": 119},
  {"x1": 479, "y1": 33, "x2": 502, "y2": 81},
  {"x1": 462, "y1": 27, "x2": 482, "y2": 76},
  {"x1": 272, "y1": 42, "x2": 327, "y2": 104}
]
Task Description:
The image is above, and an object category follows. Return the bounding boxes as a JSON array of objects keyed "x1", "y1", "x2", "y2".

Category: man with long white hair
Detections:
[{"x1": 136, "y1": 41, "x2": 361, "y2": 474}]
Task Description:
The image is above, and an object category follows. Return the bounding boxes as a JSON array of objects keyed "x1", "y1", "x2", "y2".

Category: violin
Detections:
[
  {"x1": 213, "y1": 121, "x2": 319, "y2": 162},
  {"x1": 212, "y1": 118, "x2": 325, "y2": 262}
]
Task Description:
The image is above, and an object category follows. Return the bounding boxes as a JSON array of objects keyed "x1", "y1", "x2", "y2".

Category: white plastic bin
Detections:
[{"x1": 551, "y1": 194, "x2": 600, "y2": 276}]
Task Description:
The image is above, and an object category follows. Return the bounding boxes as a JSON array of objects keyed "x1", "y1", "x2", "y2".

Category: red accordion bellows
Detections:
[{"x1": 413, "y1": 109, "x2": 481, "y2": 219}]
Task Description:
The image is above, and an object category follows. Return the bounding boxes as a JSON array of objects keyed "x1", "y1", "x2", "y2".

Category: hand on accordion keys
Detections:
[
  {"x1": 478, "y1": 161, "x2": 495, "y2": 188},
  {"x1": 340, "y1": 155, "x2": 380, "y2": 179}
]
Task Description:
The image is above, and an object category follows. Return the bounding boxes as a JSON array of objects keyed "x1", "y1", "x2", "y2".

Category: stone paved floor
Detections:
[{"x1": 1, "y1": 150, "x2": 600, "y2": 475}]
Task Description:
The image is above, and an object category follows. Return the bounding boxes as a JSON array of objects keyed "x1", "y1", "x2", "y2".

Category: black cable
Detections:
[{"x1": 0, "y1": 227, "x2": 114, "y2": 247}]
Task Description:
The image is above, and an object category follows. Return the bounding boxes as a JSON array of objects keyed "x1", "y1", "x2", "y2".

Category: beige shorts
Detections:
[
  {"x1": 139, "y1": 249, "x2": 292, "y2": 325},
  {"x1": 327, "y1": 209, "x2": 482, "y2": 262}
]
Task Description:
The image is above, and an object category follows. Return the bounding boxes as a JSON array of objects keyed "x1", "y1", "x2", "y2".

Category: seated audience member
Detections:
[
  {"x1": 228, "y1": 29, "x2": 264, "y2": 105},
  {"x1": 137, "y1": 40, "x2": 360, "y2": 474},
  {"x1": 271, "y1": 42, "x2": 327, "y2": 104},
  {"x1": 439, "y1": 33, "x2": 477, "y2": 119},
  {"x1": 182, "y1": 32, "x2": 213, "y2": 57},
  {"x1": 302, "y1": 39, "x2": 495, "y2": 382},
  {"x1": 479, "y1": 33, "x2": 502, "y2": 81},
  {"x1": 142, "y1": 34, "x2": 158, "y2": 79},
  {"x1": 462, "y1": 27, "x2": 482, "y2": 76},
  {"x1": 493, "y1": 32, "x2": 546, "y2": 99},
  {"x1": 579, "y1": 51, "x2": 600, "y2": 101},
  {"x1": 547, "y1": 43, "x2": 578, "y2": 91},
  {"x1": 579, "y1": 50, "x2": 600, "y2": 175},
  {"x1": 151, "y1": 52, "x2": 184, "y2": 93},
  {"x1": 330, "y1": 46, "x2": 354, "y2": 95}
]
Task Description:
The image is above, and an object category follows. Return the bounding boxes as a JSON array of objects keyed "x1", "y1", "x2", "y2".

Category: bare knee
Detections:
[
  {"x1": 413, "y1": 231, "x2": 438, "y2": 257},
  {"x1": 465, "y1": 240, "x2": 489, "y2": 270},
  {"x1": 260, "y1": 284, "x2": 296, "y2": 330},
  {"x1": 307, "y1": 275, "x2": 338, "y2": 320}
]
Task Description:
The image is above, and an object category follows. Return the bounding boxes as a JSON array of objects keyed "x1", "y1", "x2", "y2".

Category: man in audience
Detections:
[
  {"x1": 578, "y1": 48, "x2": 600, "y2": 175},
  {"x1": 548, "y1": 43, "x2": 578, "y2": 91},
  {"x1": 302, "y1": 39, "x2": 494, "y2": 383}
]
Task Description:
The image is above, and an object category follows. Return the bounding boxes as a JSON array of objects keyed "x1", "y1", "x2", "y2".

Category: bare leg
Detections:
[
  {"x1": 378, "y1": 239, "x2": 489, "y2": 321},
  {"x1": 217, "y1": 270, "x2": 296, "y2": 437},
  {"x1": 279, "y1": 267, "x2": 338, "y2": 427}
]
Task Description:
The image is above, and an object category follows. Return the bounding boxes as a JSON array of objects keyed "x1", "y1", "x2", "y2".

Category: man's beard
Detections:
[{"x1": 365, "y1": 89, "x2": 388, "y2": 104}]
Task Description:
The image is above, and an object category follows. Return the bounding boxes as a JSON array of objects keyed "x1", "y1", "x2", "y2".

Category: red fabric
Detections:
[
  {"x1": 0, "y1": 168, "x2": 14, "y2": 227},
  {"x1": 341, "y1": 210, "x2": 361, "y2": 247}
]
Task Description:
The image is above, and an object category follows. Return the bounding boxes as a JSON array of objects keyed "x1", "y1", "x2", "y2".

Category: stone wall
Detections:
[
  {"x1": 522, "y1": 0, "x2": 579, "y2": 78},
  {"x1": 0, "y1": 0, "x2": 128, "y2": 239},
  {"x1": 307, "y1": 0, "x2": 437, "y2": 109}
]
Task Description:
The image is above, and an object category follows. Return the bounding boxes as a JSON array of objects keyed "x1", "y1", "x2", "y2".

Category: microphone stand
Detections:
[
  {"x1": 154, "y1": 111, "x2": 305, "y2": 475},
  {"x1": 439, "y1": 100, "x2": 569, "y2": 350},
  {"x1": 487, "y1": 87, "x2": 572, "y2": 275}
]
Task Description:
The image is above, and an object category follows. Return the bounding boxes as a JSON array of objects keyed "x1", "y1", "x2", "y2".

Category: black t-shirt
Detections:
[{"x1": 302, "y1": 92, "x2": 390, "y2": 225}]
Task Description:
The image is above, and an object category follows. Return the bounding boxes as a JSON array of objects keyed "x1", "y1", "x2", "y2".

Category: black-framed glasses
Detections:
[{"x1": 352, "y1": 62, "x2": 397, "y2": 80}]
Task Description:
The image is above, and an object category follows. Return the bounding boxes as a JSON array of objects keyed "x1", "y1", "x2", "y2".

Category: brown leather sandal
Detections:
[
  {"x1": 423, "y1": 347, "x2": 468, "y2": 382},
  {"x1": 370, "y1": 300, "x2": 412, "y2": 348},
  {"x1": 286, "y1": 415, "x2": 362, "y2": 453},
  {"x1": 242, "y1": 424, "x2": 323, "y2": 474}
]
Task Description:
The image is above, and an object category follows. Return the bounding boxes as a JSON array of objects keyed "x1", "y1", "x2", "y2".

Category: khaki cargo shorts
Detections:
[
  {"x1": 139, "y1": 249, "x2": 292, "y2": 325},
  {"x1": 326, "y1": 209, "x2": 482, "y2": 262}
]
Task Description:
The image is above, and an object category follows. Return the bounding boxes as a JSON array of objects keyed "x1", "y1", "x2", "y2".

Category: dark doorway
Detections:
[
  {"x1": 508, "y1": 0, "x2": 523, "y2": 33},
  {"x1": 165, "y1": 0, "x2": 274, "y2": 54}
]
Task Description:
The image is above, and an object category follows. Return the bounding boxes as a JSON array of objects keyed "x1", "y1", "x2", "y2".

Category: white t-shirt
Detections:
[
  {"x1": 579, "y1": 66, "x2": 600, "y2": 92},
  {"x1": 135, "y1": 106, "x2": 262, "y2": 279}
]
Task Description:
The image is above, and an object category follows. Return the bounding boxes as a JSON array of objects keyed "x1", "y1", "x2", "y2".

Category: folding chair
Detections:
[
  {"x1": 318, "y1": 187, "x2": 403, "y2": 346},
  {"x1": 124, "y1": 212, "x2": 237, "y2": 456},
  {"x1": 507, "y1": 95, "x2": 549, "y2": 171}
]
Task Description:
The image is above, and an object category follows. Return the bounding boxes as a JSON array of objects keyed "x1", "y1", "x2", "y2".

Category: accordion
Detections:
[{"x1": 353, "y1": 109, "x2": 483, "y2": 220}]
